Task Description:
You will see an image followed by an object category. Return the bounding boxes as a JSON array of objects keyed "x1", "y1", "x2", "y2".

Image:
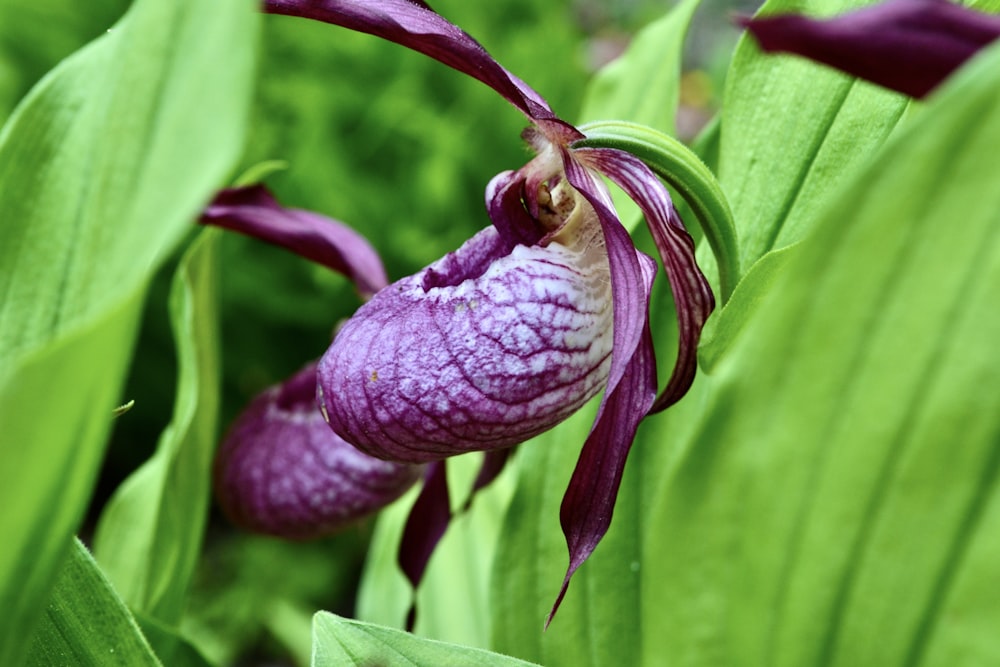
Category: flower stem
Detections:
[{"x1": 575, "y1": 121, "x2": 740, "y2": 303}]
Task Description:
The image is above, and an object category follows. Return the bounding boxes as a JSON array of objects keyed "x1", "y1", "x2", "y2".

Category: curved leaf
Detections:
[
  {"x1": 0, "y1": 0, "x2": 257, "y2": 662},
  {"x1": 645, "y1": 37, "x2": 1000, "y2": 667},
  {"x1": 25, "y1": 539, "x2": 161, "y2": 667},
  {"x1": 93, "y1": 228, "x2": 221, "y2": 626},
  {"x1": 313, "y1": 613, "x2": 540, "y2": 667}
]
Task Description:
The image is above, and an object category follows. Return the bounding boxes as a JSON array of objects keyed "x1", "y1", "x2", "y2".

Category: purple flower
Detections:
[
  {"x1": 255, "y1": 0, "x2": 714, "y2": 622},
  {"x1": 207, "y1": 0, "x2": 716, "y2": 625},
  {"x1": 740, "y1": 0, "x2": 1000, "y2": 99},
  {"x1": 203, "y1": 187, "x2": 427, "y2": 536},
  {"x1": 215, "y1": 362, "x2": 424, "y2": 538}
]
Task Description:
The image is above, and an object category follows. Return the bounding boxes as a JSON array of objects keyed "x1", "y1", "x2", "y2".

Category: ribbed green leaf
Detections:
[
  {"x1": 313, "y1": 613, "x2": 540, "y2": 667},
  {"x1": 25, "y1": 539, "x2": 161, "y2": 667},
  {"x1": 643, "y1": 38, "x2": 1000, "y2": 667},
  {"x1": 93, "y1": 228, "x2": 221, "y2": 626},
  {"x1": 718, "y1": 0, "x2": 1000, "y2": 267},
  {"x1": 717, "y1": 0, "x2": 908, "y2": 267},
  {"x1": 0, "y1": 0, "x2": 256, "y2": 662}
]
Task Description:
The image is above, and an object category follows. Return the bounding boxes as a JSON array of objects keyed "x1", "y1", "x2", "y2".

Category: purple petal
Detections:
[
  {"x1": 461, "y1": 447, "x2": 514, "y2": 512},
  {"x1": 558, "y1": 147, "x2": 648, "y2": 398},
  {"x1": 317, "y1": 225, "x2": 615, "y2": 462},
  {"x1": 548, "y1": 251, "x2": 658, "y2": 626},
  {"x1": 399, "y1": 460, "x2": 451, "y2": 631},
  {"x1": 576, "y1": 147, "x2": 714, "y2": 412},
  {"x1": 202, "y1": 185, "x2": 388, "y2": 298},
  {"x1": 740, "y1": 0, "x2": 1000, "y2": 99},
  {"x1": 214, "y1": 362, "x2": 423, "y2": 538},
  {"x1": 485, "y1": 170, "x2": 547, "y2": 249},
  {"x1": 262, "y1": 0, "x2": 578, "y2": 137}
]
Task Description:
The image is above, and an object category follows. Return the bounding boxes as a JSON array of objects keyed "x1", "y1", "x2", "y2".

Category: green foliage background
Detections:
[{"x1": 3, "y1": 0, "x2": 999, "y2": 665}]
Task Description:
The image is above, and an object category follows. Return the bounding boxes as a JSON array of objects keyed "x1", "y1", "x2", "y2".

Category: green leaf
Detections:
[
  {"x1": 718, "y1": 0, "x2": 906, "y2": 267},
  {"x1": 312, "y1": 613, "x2": 541, "y2": 667},
  {"x1": 576, "y1": 0, "x2": 701, "y2": 234},
  {"x1": 0, "y1": 0, "x2": 257, "y2": 661},
  {"x1": 718, "y1": 0, "x2": 1000, "y2": 267},
  {"x1": 134, "y1": 612, "x2": 214, "y2": 667},
  {"x1": 25, "y1": 539, "x2": 161, "y2": 667},
  {"x1": 93, "y1": 228, "x2": 221, "y2": 625},
  {"x1": 357, "y1": 453, "x2": 515, "y2": 649},
  {"x1": 578, "y1": 0, "x2": 700, "y2": 136},
  {"x1": 698, "y1": 243, "x2": 799, "y2": 370},
  {"x1": 643, "y1": 38, "x2": 1000, "y2": 667}
]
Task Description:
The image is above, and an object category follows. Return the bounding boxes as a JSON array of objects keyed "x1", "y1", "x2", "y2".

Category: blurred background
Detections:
[{"x1": 0, "y1": 0, "x2": 749, "y2": 663}]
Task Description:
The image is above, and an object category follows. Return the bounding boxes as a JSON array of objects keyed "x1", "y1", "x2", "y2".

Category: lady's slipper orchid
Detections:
[
  {"x1": 204, "y1": 186, "x2": 428, "y2": 537},
  {"x1": 740, "y1": 0, "x2": 1000, "y2": 99},
  {"x1": 215, "y1": 361, "x2": 425, "y2": 538},
  {"x1": 216, "y1": 0, "x2": 716, "y2": 623}
]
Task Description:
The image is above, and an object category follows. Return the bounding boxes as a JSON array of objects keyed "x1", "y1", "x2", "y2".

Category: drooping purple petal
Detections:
[
  {"x1": 399, "y1": 460, "x2": 451, "y2": 631},
  {"x1": 576, "y1": 147, "x2": 714, "y2": 412},
  {"x1": 740, "y1": 0, "x2": 1000, "y2": 99},
  {"x1": 214, "y1": 362, "x2": 423, "y2": 538},
  {"x1": 548, "y1": 251, "x2": 658, "y2": 627},
  {"x1": 202, "y1": 185, "x2": 388, "y2": 298},
  {"x1": 317, "y1": 225, "x2": 615, "y2": 462},
  {"x1": 558, "y1": 147, "x2": 648, "y2": 399},
  {"x1": 262, "y1": 0, "x2": 579, "y2": 140},
  {"x1": 461, "y1": 447, "x2": 514, "y2": 511}
]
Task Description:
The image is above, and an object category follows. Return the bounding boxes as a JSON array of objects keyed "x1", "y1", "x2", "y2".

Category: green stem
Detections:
[{"x1": 575, "y1": 120, "x2": 740, "y2": 303}]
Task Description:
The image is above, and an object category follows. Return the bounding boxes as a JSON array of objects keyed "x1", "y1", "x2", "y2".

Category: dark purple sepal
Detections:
[
  {"x1": 740, "y1": 0, "x2": 1000, "y2": 99},
  {"x1": 548, "y1": 252, "x2": 658, "y2": 627},
  {"x1": 577, "y1": 147, "x2": 715, "y2": 412},
  {"x1": 461, "y1": 447, "x2": 514, "y2": 511},
  {"x1": 261, "y1": 0, "x2": 577, "y2": 135},
  {"x1": 214, "y1": 362, "x2": 424, "y2": 538},
  {"x1": 399, "y1": 460, "x2": 451, "y2": 631},
  {"x1": 202, "y1": 185, "x2": 388, "y2": 297}
]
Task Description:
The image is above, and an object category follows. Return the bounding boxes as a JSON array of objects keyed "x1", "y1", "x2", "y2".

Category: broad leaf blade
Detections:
[
  {"x1": 645, "y1": 38, "x2": 1000, "y2": 667},
  {"x1": 94, "y1": 228, "x2": 221, "y2": 625},
  {"x1": 0, "y1": 0, "x2": 256, "y2": 662},
  {"x1": 312, "y1": 613, "x2": 541, "y2": 667},
  {"x1": 25, "y1": 539, "x2": 161, "y2": 667},
  {"x1": 719, "y1": 0, "x2": 1000, "y2": 267},
  {"x1": 578, "y1": 0, "x2": 700, "y2": 135}
]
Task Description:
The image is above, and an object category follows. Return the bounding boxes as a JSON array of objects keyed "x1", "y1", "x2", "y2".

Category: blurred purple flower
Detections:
[
  {"x1": 740, "y1": 0, "x2": 1000, "y2": 99},
  {"x1": 215, "y1": 361, "x2": 424, "y2": 538},
  {"x1": 211, "y1": 0, "x2": 715, "y2": 624}
]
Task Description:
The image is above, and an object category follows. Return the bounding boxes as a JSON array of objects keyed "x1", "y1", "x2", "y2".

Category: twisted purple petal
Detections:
[
  {"x1": 399, "y1": 459, "x2": 451, "y2": 631},
  {"x1": 741, "y1": 0, "x2": 1000, "y2": 99},
  {"x1": 550, "y1": 149, "x2": 660, "y2": 621},
  {"x1": 202, "y1": 185, "x2": 388, "y2": 297},
  {"x1": 317, "y1": 225, "x2": 615, "y2": 463},
  {"x1": 261, "y1": 0, "x2": 579, "y2": 141},
  {"x1": 576, "y1": 147, "x2": 714, "y2": 412},
  {"x1": 214, "y1": 362, "x2": 423, "y2": 538},
  {"x1": 549, "y1": 253, "x2": 657, "y2": 626}
]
